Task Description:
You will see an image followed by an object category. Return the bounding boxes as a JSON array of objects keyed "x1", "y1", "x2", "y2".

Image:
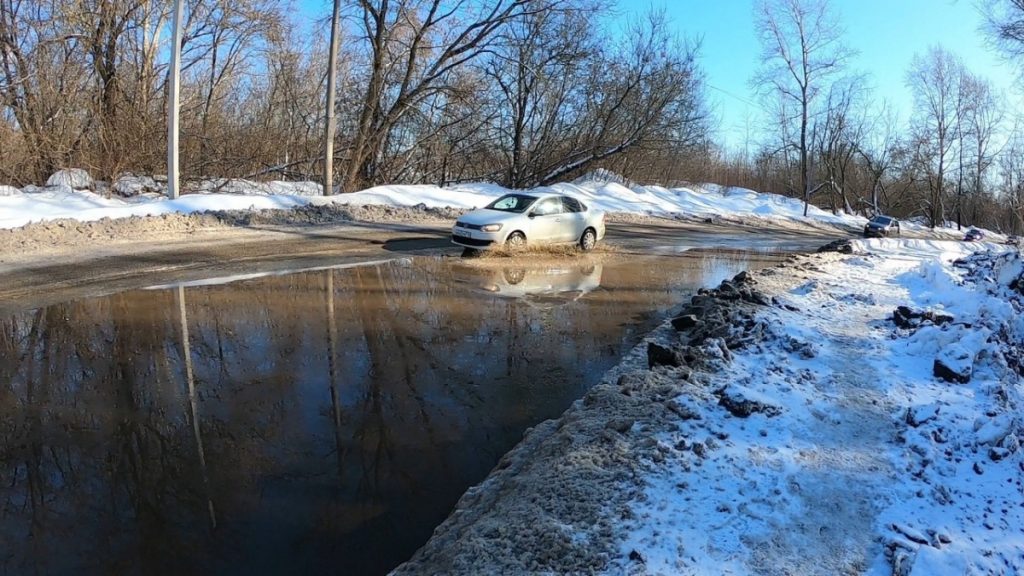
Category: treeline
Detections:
[
  {"x1": 705, "y1": 0, "x2": 1024, "y2": 233},
  {"x1": 0, "y1": 0, "x2": 710, "y2": 190},
  {"x1": 2, "y1": 0, "x2": 1024, "y2": 233}
]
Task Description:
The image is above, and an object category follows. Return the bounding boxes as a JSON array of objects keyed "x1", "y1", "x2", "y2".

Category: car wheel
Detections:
[
  {"x1": 506, "y1": 231, "x2": 526, "y2": 249},
  {"x1": 502, "y1": 268, "x2": 527, "y2": 284},
  {"x1": 579, "y1": 228, "x2": 597, "y2": 251}
]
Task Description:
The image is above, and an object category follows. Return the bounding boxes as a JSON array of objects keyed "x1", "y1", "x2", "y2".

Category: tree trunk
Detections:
[{"x1": 801, "y1": 88, "x2": 810, "y2": 217}]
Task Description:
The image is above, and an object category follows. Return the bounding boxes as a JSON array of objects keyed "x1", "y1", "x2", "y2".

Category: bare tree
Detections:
[
  {"x1": 812, "y1": 76, "x2": 867, "y2": 214},
  {"x1": 753, "y1": 0, "x2": 852, "y2": 216},
  {"x1": 482, "y1": 3, "x2": 598, "y2": 187},
  {"x1": 856, "y1": 102, "x2": 900, "y2": 215},
  {"x1": 997, "y1": 126, "x2": 1024, "y2": 233},
  {"x1": 906, "y1": 46, "x2": 967, "y2": 228},
  {"x1": 339, "y1": 0, "x2": 553, "y2": 192},
  {"x1": 534, "y1": 10, "x2": 709, "y2": 186},
  {"x1": 0, "y1": 0, "x2": 93, "y2": 182},
  {"x1": 961, "y1": 73, "x2": 1002, "y2": 226},
  {"x1": 178, "y1": 0, "x2": 279, "y2": 175},
  {"x1": 983, "y1": 0, "x2": 1024, "y2": 70}
]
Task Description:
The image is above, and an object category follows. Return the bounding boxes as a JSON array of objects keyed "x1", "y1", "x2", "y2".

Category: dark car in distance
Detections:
[
  {"x1": 863, "y1": 215, "x2": 900, "y2": 238},
  {"x1": 963, "y1": 228, "x2": 985, "y2": 242}
]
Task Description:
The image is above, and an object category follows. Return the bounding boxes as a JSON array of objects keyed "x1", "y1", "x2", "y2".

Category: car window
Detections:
[
  {"x1": 532, "y1": 198, "x2": 563, "y2": 216},
  {"x1": 562, "y1": 196, "x2": 584, "y2": 213},
  {"x1": 486, "y1": 194, "x2": 537, "y2": 213}
]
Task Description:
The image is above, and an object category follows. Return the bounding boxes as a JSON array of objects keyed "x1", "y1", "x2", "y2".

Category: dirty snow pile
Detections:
[
  {"x1": 1, "y1": 169, "x2": 868, "y2": 231},
  {"x1": 615, "y1": 240, "x2": 1023, "y2": 575}
]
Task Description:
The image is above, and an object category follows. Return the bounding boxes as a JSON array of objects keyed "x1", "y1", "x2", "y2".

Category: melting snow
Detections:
[
  {"x1": 0, "y1": 178, "x2": 866, "y2": 231},
  {"x1": 616, "y1": 240, "x2": 1023, "y2": 575}
]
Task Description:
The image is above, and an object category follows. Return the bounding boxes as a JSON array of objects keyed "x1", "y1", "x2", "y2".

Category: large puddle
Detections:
[{"x1": 1, "y1": 250, "x2": 789, "y2": 574}]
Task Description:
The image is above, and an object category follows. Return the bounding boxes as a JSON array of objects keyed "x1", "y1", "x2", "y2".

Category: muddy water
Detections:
[{"x1": 0, "y1": 250, "x2": 786, "y2": 575}]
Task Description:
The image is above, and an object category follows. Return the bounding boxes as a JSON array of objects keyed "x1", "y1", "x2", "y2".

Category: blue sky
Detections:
[{"x1": 622, "y1": 0, "x2": 1021, "y2": 151}]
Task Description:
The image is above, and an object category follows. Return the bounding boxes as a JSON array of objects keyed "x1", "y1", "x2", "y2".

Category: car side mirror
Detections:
[{"x1": 528, "y1": 212, "x2": 536, "y2": 219}]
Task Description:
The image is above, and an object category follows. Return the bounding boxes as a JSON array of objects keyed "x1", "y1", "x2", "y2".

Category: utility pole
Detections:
[
  {"x1": 323, "y1": 0, "x2": 342, "y2": 196},
  {"x1": 168, "y1": 0, "x2": 185, "y2": 199}
]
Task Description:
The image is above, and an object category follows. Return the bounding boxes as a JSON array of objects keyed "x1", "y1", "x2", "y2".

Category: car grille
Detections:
[
  {"x1": 455, "y1": 221, "x2": 483, "y2": 230},
  {"x1": 451, "y1": 234, "x2": 494, "y2": 247}
]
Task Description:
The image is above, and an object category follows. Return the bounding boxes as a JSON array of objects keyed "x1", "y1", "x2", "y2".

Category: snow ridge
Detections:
[{"x1": 616, "y1": 244, "x2": 1023, "y2": 575}]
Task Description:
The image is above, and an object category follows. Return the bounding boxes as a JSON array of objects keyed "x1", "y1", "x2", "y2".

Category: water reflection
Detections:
[
  {"x1": 450, "y1": 262, "x2": 603, "y2": 306},
  {"x1": 0, "y1": 252, "x2": 786, "y2": 575}
]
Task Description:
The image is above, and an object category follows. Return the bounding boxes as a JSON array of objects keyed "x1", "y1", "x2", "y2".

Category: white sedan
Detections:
[{"x1": 451, "y1": 192, "x2": 606, "y2": 252}]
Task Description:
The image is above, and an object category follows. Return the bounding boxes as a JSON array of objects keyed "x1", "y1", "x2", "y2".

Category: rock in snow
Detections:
[
  {"x1": 893, "y1": 306, "x2": 955, "y2": 329},
  {"x1": 647, "y1": 342, "x2": 686, "y2": 369},
  {"x1": 933, "y1": 344, "x2": 973, "y2": 383},
  {"x1": 905, "y1": 403, "x2": 941, "y2": 427},
  {"x1": 716, "y1": 385, "x2": 782, "y2": 418}
]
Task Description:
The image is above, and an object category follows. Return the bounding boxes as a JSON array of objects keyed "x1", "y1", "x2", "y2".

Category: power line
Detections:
[{"x1": 706, "y1": 83, "x2": 770, "y2": 112}]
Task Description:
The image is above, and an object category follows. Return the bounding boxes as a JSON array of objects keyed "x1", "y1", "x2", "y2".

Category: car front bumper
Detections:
[{"x1": 451, "y1": 226, "x2": 503, "y2": 249}]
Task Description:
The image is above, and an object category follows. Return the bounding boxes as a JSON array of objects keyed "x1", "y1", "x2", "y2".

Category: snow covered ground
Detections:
[
  {"x1": 1, "y1": 174, "x2": 870, "y2": 232},
  {"x1": 617, "y1": 239, "x2": 1023, "y2": 575},
  {"x1": 0, "y1": 184, "x2": 309, "y2": 229}
]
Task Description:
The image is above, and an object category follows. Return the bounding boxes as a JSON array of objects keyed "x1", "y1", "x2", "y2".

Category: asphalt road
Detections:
[{"x1": 0, "y1": 218, "x2": 844, "y2": 313}]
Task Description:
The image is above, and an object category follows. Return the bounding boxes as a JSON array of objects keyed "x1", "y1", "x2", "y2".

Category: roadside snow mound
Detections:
[
  {"x1": 878, "y1": 249, "x2": 1024, "y2": 576},
  {"x1": 191, "y1": 178, "x2": 323, "y2": 197},
  {"x1": 326, "y1": 184, "x2": 503, "y2": 210},
  {"x1": 613, "y1": 244, "x2": 1023, "y2": 575},
  {"x1": 0, "y1": 187, "x2": 308, "y2": 229},
  {"x1": 0, "y1": 175, "x2": 1003, "y2": 238},
  {"x1": 573, "y1": 168, "x2": 637, "y2": 188},
  {"x1": 0, "y1": 185, "x2": 19, "y2": 197},
  {"x1": 46, "y1": 168, "x2": 93, "y2": 190},
  {"x1": 113, "y1": 174, "x2": 163, "y2": 197},
  {"x1": 852, "y1": 238, "x2": 1006, "y2": 259}
]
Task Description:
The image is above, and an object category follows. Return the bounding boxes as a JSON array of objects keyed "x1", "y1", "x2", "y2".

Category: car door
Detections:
[
  {"x1": 528, "y1": 197, "x2": 566, "y2": 243},
  {"x1": 560, "y1": 196, "x2": 587, "y2": 241}
]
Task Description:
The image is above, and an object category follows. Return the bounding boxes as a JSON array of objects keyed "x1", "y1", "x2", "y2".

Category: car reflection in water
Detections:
[{"x1": 450, "y1": 262, "x2": 604, "y2": 307}]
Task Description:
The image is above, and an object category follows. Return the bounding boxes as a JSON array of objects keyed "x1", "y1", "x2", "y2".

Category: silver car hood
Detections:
[{"x1": 456, "y1": 208, "x2": 526, "y2": 226}]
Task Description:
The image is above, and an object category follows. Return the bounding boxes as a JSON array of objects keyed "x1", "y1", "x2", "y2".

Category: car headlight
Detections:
[{"x1": 481, "y1": 223, "x2": 503, "y2": 232}]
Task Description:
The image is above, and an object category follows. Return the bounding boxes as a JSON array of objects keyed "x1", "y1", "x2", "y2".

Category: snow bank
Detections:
[
  {"x1": 852, "y1": 237, "x2": 1008, "y2": 259},
  {"x1": 191, "y1": 178, "x2": 324, "y2": 197},
  {"x1": 45, "y1": 168, "x2": 93, "y2": 190},
  {"x1": 0, "y1": 186, "x2": 308, "y2": 229},
  {"x1": 2, "y1": 173, "x2": 1008, "y2": 240},
  {"x1": 321, "y1": 180, "x2": 867, "y2": 229},
  {"x1": 614, "y1": 243, "x2": 1024, "y2": 575},
  {"x1": 112, "y1": 174, "x2": 163, "y2": 197}
]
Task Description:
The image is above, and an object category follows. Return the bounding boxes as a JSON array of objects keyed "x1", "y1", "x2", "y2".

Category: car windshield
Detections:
[
  {"x1": 870, "y1": 216, "x2": 893, "y2": 226},
  {"x1": 485, "y1": 194, "x2": 538, "y2": 213}
]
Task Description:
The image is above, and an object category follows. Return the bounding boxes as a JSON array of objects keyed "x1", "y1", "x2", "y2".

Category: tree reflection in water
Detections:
[{"x1": 0, "y1": 252, "x2": 784, "y2": 575}]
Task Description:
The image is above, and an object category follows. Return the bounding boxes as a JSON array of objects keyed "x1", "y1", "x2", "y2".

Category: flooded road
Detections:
[{"x1": 1, "y1": 250, "x2": 790, "y2": 575}]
